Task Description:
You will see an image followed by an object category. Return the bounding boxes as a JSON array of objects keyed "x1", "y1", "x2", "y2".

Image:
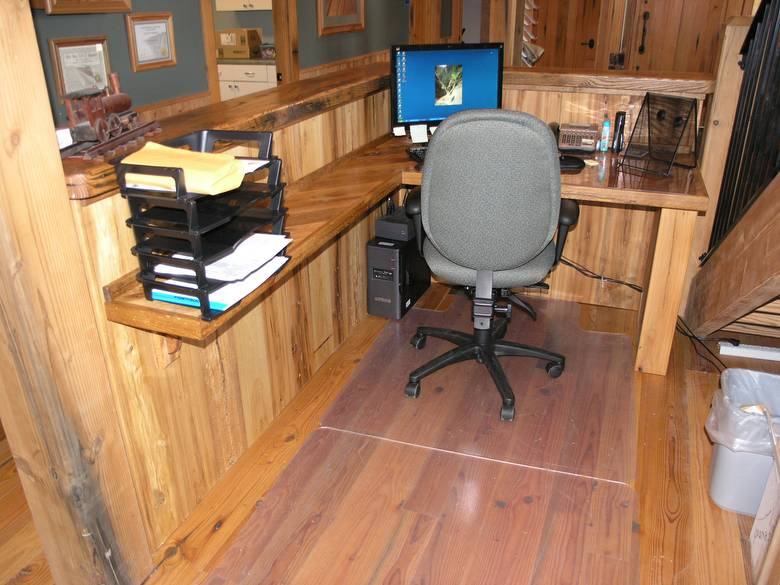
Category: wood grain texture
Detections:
[
  {"x1": 200, "y1": 0, "x2": 221, "y2": 105},
  {"x1": 0, "y1": 461, "x2": 53, "y2": 585},
  {"x1": 204, "y1": 428, "x2": 639, "y2": 585},
  {"x1": 299, "y1": 49, "x2": 389, "y2": 80},
  {"x1": 635, "y1": 209, "x2": 697, "y2": 375},
  {"x1": 143, "y1": 316, "x2": 387, "y2": 585},
  {"x1": 682, "y1": 18, "x2": 751, "y2": 309},
  {"x1": 636, "y1": 334, "x2": 748, "y2": 585},
  {"x1": 108, "y1": 303, "x2": 752, "y2": 585},
  {"x1": 0, "y1": 2, "x2": 151, "y2": 583},
  {"x1": 503, "y1": 68, "x2": 714, "y2": 97},
  {"x1": 135, "y1": 91, "x2": 214, "y2": 124},
  {"x1": 70, "y1": 89, "x2": 390, "y2": 550},
  {"x1": 685, "y1": 174, "x2": 780, "y2": 337},
  {"x1": 64, "y1": 64, "x2": 390, "y2": 200},
  {"x1": 272, "y1": 0, "x2": 299, "y2": 84},
  {"x1": 324, "y1": 295, "x2": 637, "y2": 482}
]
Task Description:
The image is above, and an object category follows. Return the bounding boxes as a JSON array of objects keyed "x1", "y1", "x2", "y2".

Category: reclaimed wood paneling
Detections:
[
  {"x1": 299, "y1": 49, "x2": 389, "y2": 80},
  {"x1": 70, "y1": 91, "x2": 390, "y2": 551},
  {"x1": 0, "y1": 4, "x2": 151, "y2": 584}
]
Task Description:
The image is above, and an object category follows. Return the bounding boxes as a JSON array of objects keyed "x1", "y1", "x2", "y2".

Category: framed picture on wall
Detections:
[
  {"x1": 49, "y1": 36, "x2": 111, "y2": 99},
  {"x1": 317, "y1": 0, "x2": 365, "y2": 36},
  {"x1": 126, "y1": 12, "x2": 177, "y2": 72}
]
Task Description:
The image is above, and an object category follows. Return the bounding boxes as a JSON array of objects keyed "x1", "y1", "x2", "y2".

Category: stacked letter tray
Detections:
[{"x1": 117, "y1": 130, "x2": 287, "y2": 321}]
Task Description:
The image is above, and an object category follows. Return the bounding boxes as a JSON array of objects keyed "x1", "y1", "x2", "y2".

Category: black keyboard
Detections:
[
  {"x1": 406, "y1": 146, "x2": 585, "y2": 174},
  {"x1": 406, "y1": 146, "x2": 428, "y2": 163}
]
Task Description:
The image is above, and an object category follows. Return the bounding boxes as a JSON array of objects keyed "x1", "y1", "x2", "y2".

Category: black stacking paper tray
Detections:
[{"x1": 117, "y1": 130, "x2": 288, "y2": 321}]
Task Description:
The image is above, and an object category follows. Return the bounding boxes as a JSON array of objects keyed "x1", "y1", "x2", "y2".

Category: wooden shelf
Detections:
[
  {"x1": 104, "y1": 137, "x2": 707, "y2": 341},
  {"x1": 103, "y1": 137, "x2": 415, "y2": 341}
]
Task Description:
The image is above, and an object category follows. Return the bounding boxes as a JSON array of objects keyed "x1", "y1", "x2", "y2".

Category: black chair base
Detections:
[{"x1": 405, "y1": 317, "x2": 565, "y2": 421}]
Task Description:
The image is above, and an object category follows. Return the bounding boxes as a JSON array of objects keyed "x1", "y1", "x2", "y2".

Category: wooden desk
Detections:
[{"x1": 105, "y1": 135, "x2": 706, "y2": 375}]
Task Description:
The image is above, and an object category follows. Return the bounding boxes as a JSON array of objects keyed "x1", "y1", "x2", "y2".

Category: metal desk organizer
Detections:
[
  {"x1": 617, "y1": 92, "x2": 698, "y2": 177},
  {"x1": 117, "y1": 130, "x2": 287, "y2": 321}
]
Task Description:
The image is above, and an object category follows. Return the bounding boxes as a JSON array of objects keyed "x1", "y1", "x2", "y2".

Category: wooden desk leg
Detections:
[{"x1": 635, "y1": 208, "x2": 698, "y2": 375}]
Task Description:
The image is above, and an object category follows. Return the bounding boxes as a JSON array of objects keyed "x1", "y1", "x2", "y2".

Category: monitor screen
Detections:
[{"x1": 391, "y1": 43, "x2": 503, "y2": 128}]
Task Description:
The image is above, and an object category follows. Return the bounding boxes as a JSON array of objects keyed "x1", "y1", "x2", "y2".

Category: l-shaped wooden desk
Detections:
[{"x1": 104, "y1": 134, "x2": 707, "y2": 376}]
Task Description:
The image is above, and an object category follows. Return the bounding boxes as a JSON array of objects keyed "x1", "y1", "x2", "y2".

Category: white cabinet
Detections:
[
  {"x1": 215, "y1": 0, "x2": 272, "y2": 10},
  {"x1": 218, "y1": 63, "x2": 277, "y2": 101}
]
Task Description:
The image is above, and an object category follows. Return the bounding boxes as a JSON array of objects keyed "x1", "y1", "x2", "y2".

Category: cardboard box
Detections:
[{"x1": 217, "y1": 28, "x2": 262, "y2": 59}]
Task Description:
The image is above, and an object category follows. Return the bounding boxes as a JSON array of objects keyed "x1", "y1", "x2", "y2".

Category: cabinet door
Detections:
[
  {"x1": 232, "y1": 81, "x2": 266, "y2": 98},
  {"x1": 219, "y1": 81, "x2": 239, "y2": 101}
]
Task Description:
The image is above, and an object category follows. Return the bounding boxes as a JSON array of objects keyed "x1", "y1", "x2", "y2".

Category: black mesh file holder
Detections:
[
  {"x1": 617, "y1": 93, "x2": 698, "y2": 177},
  {"x1": 117, "y1": 130, "x2": 288, "y2": 321}
]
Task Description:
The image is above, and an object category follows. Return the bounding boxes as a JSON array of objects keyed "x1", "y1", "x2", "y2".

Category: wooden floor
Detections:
[
  {"x1": 3, "y1": 285, "x2": 778, "y2": 584},
  {"x1": 0, "y1": 439, "x2": 52, "y2": 585}
]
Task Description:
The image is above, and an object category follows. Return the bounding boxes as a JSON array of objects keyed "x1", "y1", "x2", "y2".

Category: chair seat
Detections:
[{"x1": 423, "y1": 239, "x2": 555, "y2": 288}]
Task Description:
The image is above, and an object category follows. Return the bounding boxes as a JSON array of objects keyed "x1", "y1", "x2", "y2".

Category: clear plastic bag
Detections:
[{"x1": 705, "y1": 369, "x2": 780, "y2": 456}]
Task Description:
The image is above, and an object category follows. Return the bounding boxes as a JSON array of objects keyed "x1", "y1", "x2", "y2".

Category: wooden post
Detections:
[
  {"x1": 273, "y1": 0, "x2": 299, "y2": 84},
  {"x1": 0, "y1": 2, "x2": 151, "y2": 583},
  {"x1": 200, "y1": 0, "x2": 221, "y2": 103}
]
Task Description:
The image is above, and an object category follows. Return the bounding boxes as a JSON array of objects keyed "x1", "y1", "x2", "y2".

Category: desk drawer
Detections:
[{"x1": 218, "y1": 64, "x2": 269, "y2": 82}]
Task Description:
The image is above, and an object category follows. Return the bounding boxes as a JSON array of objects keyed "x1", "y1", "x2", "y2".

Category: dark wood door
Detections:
[{"x1": 535, "y1": 0, "x2": 603, "y2": 68}]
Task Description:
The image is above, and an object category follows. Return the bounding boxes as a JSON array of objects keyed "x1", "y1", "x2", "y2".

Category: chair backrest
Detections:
[{"x1": 421, "y1": 110, "x2": 560, "y2": 272}]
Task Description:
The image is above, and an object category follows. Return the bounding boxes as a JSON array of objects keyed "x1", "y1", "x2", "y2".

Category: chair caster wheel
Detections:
[
  {"x1": 405, "y1": 381, "x2": 421, "y2": 398},
  {"x1": 500, "y1": 405, "x2": 515, "y2": 421},
  {"x1": 410, "y1": 333, "x2": 427, "y2": 350},
  {"x1": 546, "y1": 362, "x2": 564, "y2": 378}
]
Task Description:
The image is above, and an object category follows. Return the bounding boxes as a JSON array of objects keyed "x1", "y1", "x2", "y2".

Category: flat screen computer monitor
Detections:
[{"x1": 391, "y1": 43, "x2": 504, "y2": 129}]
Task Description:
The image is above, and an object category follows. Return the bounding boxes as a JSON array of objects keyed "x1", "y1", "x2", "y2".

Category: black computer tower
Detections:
[{"x1": 367, "y1": 237, "x2": 430, "y2": 319}]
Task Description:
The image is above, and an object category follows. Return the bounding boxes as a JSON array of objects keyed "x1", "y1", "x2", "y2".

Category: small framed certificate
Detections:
[
  {"x1": 50, "y1": 36, "x2": 111, "y2": 98},
  {"x1": 126, "y1": 12, "x2": 176, "y2": 72}
]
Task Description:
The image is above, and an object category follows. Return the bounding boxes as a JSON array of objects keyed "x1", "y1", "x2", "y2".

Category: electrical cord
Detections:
[
  {"x1": 560, "y1": 256, "x2": 644, "y2": 293},
  {"x1": 675, "y1": 315, "x2": 728, "y2": 372},
  {"x1": 559, "y1": 255, "x2": 737, "y2": 373}
]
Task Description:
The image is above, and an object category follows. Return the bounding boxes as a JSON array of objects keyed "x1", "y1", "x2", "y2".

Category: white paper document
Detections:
[
  {"x1": 152, "y1": 255, "x2": 289, "y2": 312},
  {"x1": 410, "y1": 124, "x2": 429, "y2": 144},
  {"x1": 154, "y1": 233, "x2": 291, "y2": 282},
  {"x1": 392, "y1": 126, "x2": 407, "y2": 137}
]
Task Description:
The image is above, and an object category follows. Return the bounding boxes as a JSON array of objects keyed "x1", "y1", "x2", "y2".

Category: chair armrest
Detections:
[
  {"x1": 405, "y1": 188, "x2": 424, "y2": 254},
  {"x1": 554, "y1": 199, "x2": 580, "y2": 265}
]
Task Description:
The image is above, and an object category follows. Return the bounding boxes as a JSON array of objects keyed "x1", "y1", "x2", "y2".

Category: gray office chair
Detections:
[{"x1": 404, "y1": 109, "x2": 580, "y2": 421}]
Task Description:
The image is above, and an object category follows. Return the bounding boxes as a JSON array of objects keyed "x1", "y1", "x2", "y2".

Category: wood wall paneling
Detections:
[
  {"x1": 135, "y1": 91, "x2": 214, "y2": 124},
  {"x1": 299, "y1": 49, "x2": 390, "y2": 81},
  {"x1": 685, "y1": 174, "x2": 780, "y2": 337},
  {"x1": 0, "y1": 3, "x2": 151, "y2": 584},
  {"x1": 681, "y1": 18, "x2": 751, "y2": 310},
  {"x1": 69, "y1": 90, "x2": 390, "y2": 551}
]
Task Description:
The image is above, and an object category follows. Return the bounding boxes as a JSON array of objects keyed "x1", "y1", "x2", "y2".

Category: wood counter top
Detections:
[
  {"x1": 65, "y1": 63, "x2": 391, "y2": 201},
  {"x1": 503, "y1": 68, "x2": 715, "y2": 97},
  {"x1": 103, "y1": 136, "x2": 707, "y2": 341},
  {"x1": 64, "y1": 62, "x2": 714, "y2": 201}
]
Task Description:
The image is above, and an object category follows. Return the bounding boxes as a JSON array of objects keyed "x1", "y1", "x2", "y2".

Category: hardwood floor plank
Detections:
[
  {"x1": 324, "y1": 295, "x2": 636, "y2": 482},
  {"x1": 145, "y1": 316, "x2": 387, "y2": 585},
  {"x1": 204, "y1": 429, "x2": 638, "y2": 584}
]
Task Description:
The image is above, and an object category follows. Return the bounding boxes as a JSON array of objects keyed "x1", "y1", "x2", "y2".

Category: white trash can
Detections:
[{"x1": 705, "y1": 369, "x2": 780, "y2": 516}]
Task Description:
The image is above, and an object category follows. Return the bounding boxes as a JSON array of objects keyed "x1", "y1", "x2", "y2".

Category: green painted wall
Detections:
[
  {"x1": 296, "y1": 0, "x2": 409, "y2": 69},
  {"x1": 33, "y1": 0, "x2": 209, "y2": 126}
]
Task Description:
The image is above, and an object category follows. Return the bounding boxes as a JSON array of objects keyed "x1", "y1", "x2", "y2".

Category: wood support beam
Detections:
[
  {"x1": 200, "y1": 0, "x2": 220, "y2": 104},
  {"x1": 272, "y1": 0, "x2": 299, "y2": 84},
  {"x1": 0, "y1": 2, "x2": 150, "y2": 583},
  {"x1": 481, "y1": 0, "x2": 506, "y2": 43},
  {"x1": 685, "y1": 174, "x2": 780, "y2": 337},
  {"x1": 681, "y1": 17, "x2": 752, "y2": 309},
  {"x1": 636, "y1": 208, "x2": 698, "y2": 375}
]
